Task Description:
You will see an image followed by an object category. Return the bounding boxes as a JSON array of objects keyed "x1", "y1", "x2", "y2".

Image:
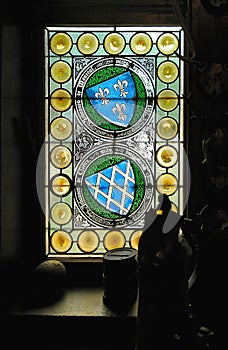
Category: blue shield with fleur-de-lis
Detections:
[
  {"x1": 85, "y1": 71, "x2": 136, "y2": 127},
  {"x1": 85, "y1": 159, "x2": 135, "y2": 215}
]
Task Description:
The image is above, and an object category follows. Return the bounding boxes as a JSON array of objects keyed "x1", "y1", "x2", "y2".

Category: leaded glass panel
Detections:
[{"x1": 41, "y1": 26, "x2": 187, "y2": 259}]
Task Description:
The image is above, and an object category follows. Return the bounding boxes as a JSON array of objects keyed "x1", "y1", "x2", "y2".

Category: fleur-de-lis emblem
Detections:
[
  {"x1": 112, "y1": 102, "x2": 127, "y2": 121},
  {"x1": 95, "y1": 87, "x2": 110, "y2": 105},
  {"x1": 113, "y1": 79, "x2": 129, "y2": 98}
]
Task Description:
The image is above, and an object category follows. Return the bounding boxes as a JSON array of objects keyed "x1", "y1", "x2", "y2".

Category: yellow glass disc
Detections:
[
  {"x1": 156, "y1": 173, "x2": 178, "y2": 196},
  {"x1": 157, "y1": 117, "x2": 178, "y2": 140},
  {"x1": 130, "y1": 32, "x2": 152, "y2": 55},
  {"x1": 130, "y1": 230, "x2": 143, "y2": 250},
  {"x1": 157, "y1": 33, "x2": 179, "y2": 55},
  {"x1": 157, "y1": 89, "x2": 178, "y2": 111},
  {"x1": 77, "y1": 33, "x2": 99, "y2": 55},
  {"x1": 156, "y1": 145, "x2": 178, "y2": 168},
  {"x1": 50, "y1": 61, "x2": 72, "y2": 83},
  {"x1": 50, "y1": 146, "x2": 72, "y2": 169},
  {"x1": 51, "y1": 175, "x2": 71, "y2": 196},
  {"x1": 51, "y1": 230, "x2": 72, "y2": 252},
  {"x1": 51, "y1": 202, "x2": 72, "y2": 225},
  {"x1": 103, "y1": 230, "x2": 126, "y2": 251},
  {"x1": 171, "y1": 202, "x2": 178, "y2": 213},
  {"x1": 50, "y1": 89, "x2": 72, "y2": 112},
  {"x1": 78, "y1": 230, "x2": 99, "y2": 253},
  {"x1": 50, "y1": 117, "x2": 72, "y2": 140},
  {"x1": 50, "y1": 32, "x2": 72, "y2": 55},
  {"x1": 104, "y1": 33, "x2": 125, "y2": 55},
  {"x1": 157, "y1": 61, "x2": 178, "y2": 83}
]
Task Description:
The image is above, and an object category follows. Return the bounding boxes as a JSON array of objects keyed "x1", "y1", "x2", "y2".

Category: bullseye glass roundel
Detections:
[
  {"x1": 74, "y1": 57, "x2": 155, "y2": 139},
  {"x1": 74, "y1": 144, "x2": 154, "y2": 227}
]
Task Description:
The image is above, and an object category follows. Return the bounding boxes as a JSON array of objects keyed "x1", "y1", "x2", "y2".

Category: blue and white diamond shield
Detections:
[
  {"x1": 85, "y1": 159, "x2": 135, "y2": 215},
  {"x1": 85, "y1": 71, "x2": 136, "y2": 127}
]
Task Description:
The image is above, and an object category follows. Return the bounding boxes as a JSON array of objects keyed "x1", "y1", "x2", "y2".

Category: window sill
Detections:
[
  {"x1": 9, "y1": 285, "x2": 138, "y2": 318},
  {"x1": 5, "y1": 286, "x2": 138, "y2": 349}
]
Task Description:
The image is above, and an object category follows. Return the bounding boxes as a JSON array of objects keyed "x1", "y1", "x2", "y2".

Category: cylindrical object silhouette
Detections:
[{"x1": 102, "y1": 247, "x2": 138, "y2": 311}]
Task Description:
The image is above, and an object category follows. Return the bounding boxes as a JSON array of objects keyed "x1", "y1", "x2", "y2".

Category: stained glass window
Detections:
[{"x1": 39, "y1": 26, "x2": 188, "y2": 259}]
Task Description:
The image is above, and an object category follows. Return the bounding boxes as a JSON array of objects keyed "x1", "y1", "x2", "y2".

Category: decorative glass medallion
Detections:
[
  {"x1": 51, "y1": 60, "x2": 72, "y2": 83},
  {"x1": 130, "y1": 32, "x2": 152, "y2": 55},
  {"x1": 104, "y1": 32, "x2": 125, "y2": 55},
  {"x1": 50, "y1": 117, "x2": 72, "y2": 140},
  {"x1": 103, "y1": 230, "x2": 126, "y2": 250},
  {"x1": 74, "y1": 144, "x2": 154, "y2": 227},
  {"x1": 157, "y1": 32, "x2": 179, "y2": 55},
  {"x1": 157, "y1": 60, "x2": 178, "y2": 83},
  {"x1": 50, "y1": 32, "x2": 73, "y2": 55},
  {"x1": 157, "y1": 89, "x2": 178, "y2": 112},
  {"x1": 77, "y1": 230, "x2": 99, "y2": 253},
  {"x1": 74, "y1": 57, "x2": 154, "y2": 139},
  {"x1": 51, "y1": 230, "x2": 73, "y2": 253},
  {"x1": 157, "y1": 116, "x2": 178, "y2": 140},
  {"x1": 50, "y1": 89, "x2": 72, "y2": 112},
  {"x1": 51, "y1": 174, "x2": 71, "y2": 196},
  {"x1": 129, "y1": 230, "x2": 143, "y2": 250},
  {"x1": 51, "y1": 202, "x2": 72, "y2": 225},
  {"x1": 77, "y1": 33, "x2": 99, "y2": 55},
  {"x1": 156, "y1": 173, "x2": 178, "y2": 196},
  {"x1": 50, "y1": 145, "x2": 72, "y2": 169},
  {"x1": 156, "y1": 145, "x2": 178, "y2": 168}
]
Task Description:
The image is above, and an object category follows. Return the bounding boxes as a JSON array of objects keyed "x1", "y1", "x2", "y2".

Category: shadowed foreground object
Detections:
[
  {"x1": 28, "y1": 259, "x2": 67, "y2": 306},
  {"x1": 102, "y1": 247, "x2": 138, "y2": 313},
  {"x1": 135, "y1": 194, "x2": 192, "y2": 349}
]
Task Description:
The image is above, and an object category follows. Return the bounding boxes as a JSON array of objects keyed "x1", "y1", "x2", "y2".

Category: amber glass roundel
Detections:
[
  {"x1": 171, "y1": 202, "x2": 178, "y2": 213},
  {"x1": 50, "y1": 145, "x2": 72, "y2": 169},
  {"x1": 77, "y1": 33, "x2": 99, "y2": 55},
  {"x1": 157, "y1": 89, "x2": 178, "y2": 112},
  {"x1": 50, "y1": 32, "x2": 73, "y2": 55},
  {"x1": 130, "y1": 230, "x2": 143, "y2": 250},
  {"x1": 157, "y1": 33, "x2": 179, "y2": 55},
  {"x1": 156, "y1": 145, "x2": 178, "y2": 168},
  {"x1": 103, "y1": 230, "x2": 126, "y2": 251},
  {"x1": 51, "y1": 174, "x2": 71, "y2": 196},
  {"x1": 157, "y1": 117, "x2": 178, "y2": 140},
  {"x1": 50, "y1": 60, "x2": 72, "y2": 83},
  {"x1": 78, "y1": 230, "x2": 99, "y2": 253},
  {"x1": 50, "y1": 89, "x2": 72, "y2": 112},
  {"x1": 130, "y1": 32, "x2": 152, "y2": 55},
  {"x1": 51, "y1": 202, "x2": 72, "y2": 225},
  {"x1": 51, "y1": 230, "x2": 72, "y2": 252},
  {"x1": 104, "y1": 33, "x2": 125, "y2": 55},
  {"x1": 156, "y1": 173, "x2": 178, "y2": 196},
  {"x1": 157, "y1": 61, "x2": 178, "y2": 83},
  {"x1": 50, "y1": 117, "x2": 72, "y2": 140}
]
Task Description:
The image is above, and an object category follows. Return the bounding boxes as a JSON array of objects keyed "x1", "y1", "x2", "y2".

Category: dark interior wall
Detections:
[
  {"x1": 0, "y1": 22, "x2": 43, "y2": 267},
  {"x1": 188, "y1": 0, "x2": 228, "y2": 214},
  {"x1": 187, "y1": 1, "x2": 228, "y2": 334},
  {"x1": 1, "y1": 25, "x2": 24, "y2": 260}
]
